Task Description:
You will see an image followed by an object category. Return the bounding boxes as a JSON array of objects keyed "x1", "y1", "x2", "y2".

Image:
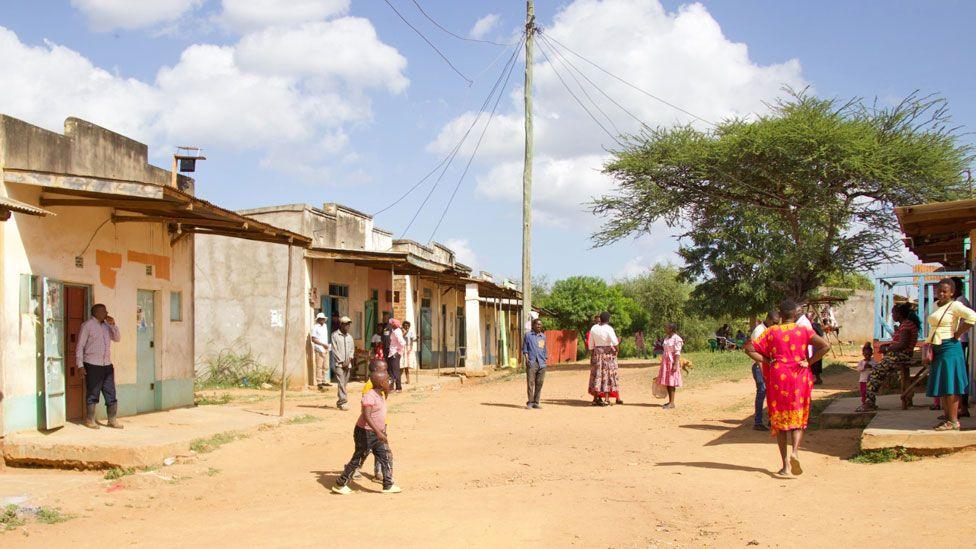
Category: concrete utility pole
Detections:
[{"x1": 521, "y1": 0, "x2": 535, "y2": 336}]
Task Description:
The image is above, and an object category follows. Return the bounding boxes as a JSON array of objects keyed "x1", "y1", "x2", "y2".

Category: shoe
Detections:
[
  {"x1": 532, "y1": 403, "x2": 541, "y2": 409},
  {"x1": 526, "y1": 403, "x2": 533, "y2": 409},
  {"x1": 382, "y1": 485, "x2": 403, "y2": 494},
  {"x1": 83, "y1": 403, "x2": 99, "y2": 429},
  {"x1": 813, "y1": 377, "x2": 824, "y2": 386},
  {"x1": 106, "y1": 403, "x2": 123, "y2": 429},
  {"x1": 615, "y1": 399, "x2": 624, "y2": 405},
  {"x1": 753, "y1": 424, "x2": 769, "y2": 431},
  {"x1": 331, "y1": 485, "x2": 352, "y2": 495},
  {"x1": 338, "y1": 403, "x2": 350, "y2": 411}
]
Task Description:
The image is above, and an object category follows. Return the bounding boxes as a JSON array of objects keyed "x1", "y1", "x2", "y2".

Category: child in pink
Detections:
[{"x1": 856, "y1": 342, "x2": 875, "y2": 404}]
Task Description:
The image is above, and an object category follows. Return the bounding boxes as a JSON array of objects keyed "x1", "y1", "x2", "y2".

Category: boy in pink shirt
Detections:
[{"x1": 332, "y1": 369, "x2": 401, "y2": 494}]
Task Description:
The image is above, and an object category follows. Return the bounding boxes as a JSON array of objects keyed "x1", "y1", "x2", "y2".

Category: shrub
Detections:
[{"x1": 196, "y1": 347, "x2": 278, "y2": 389}]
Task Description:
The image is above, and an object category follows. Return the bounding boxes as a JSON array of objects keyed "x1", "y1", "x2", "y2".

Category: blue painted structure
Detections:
[{"x1": 873, "y1": 270, "x2": 971, "y2": 342}]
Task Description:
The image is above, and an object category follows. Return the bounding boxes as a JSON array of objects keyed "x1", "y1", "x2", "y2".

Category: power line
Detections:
[
  {"x1": 536, "y1": 36, "x2": 623, "y2": 146},
  {"x1": 410, "y1": 0, "x2": 514, "y2": 46},
  {"x1": 539, "y1": 29, "x2": 717, "y2": 127},
  {"x1": 399, "y1": 35, "x2": 526, "y2": 237},
  {"x1": 382, "y1": 0, "x2": 472, "y2": 84},
  {"x1": 428, "y1": 38, "x2": 522, "y2": 242}
]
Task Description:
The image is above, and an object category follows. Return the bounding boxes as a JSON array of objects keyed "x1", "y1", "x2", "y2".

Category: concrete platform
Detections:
[
  {"x1": 821, "y1": 394, "x2": 923, "y2": 429},
  {"x1": 2, "y1": 405, "x2": 293, "y2": 469},
  {"x1": 862, "y1": 409, "x2": 976, "y2": 452}
]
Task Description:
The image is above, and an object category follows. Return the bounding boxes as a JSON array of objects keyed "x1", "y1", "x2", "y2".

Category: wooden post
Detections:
[
  {"x1": 521, "y1": 0, "x2": 535, "y2": 335},
  {"x1": 279, "y1": 240, "x2": 294, "y2": 417}
]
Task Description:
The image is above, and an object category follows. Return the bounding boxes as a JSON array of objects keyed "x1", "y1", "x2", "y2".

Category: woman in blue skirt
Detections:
[{"x1": 926, "y1": 278, "x2": 976, "y2": 431}]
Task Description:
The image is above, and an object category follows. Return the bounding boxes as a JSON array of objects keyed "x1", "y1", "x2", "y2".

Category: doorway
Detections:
[
  {"x1": 63, "y1": 285, "x2": 90, "y2": 421},
  {"x1": 136, "y1": 290, "x2": 158, "y2": 413}
]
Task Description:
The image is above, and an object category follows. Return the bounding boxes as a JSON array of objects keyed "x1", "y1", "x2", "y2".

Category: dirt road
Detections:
[{"x1": 6, "y1": 361, "x2": 976, "y2": 548}]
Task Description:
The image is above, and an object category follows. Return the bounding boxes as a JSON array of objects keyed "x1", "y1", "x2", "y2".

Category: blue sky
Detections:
[{"x1": 1, "y1": 1, "x2": 974, "y2": 282}]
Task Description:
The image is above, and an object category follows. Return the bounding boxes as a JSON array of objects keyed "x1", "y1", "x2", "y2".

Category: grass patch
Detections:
[
  {"x1": 1, "y1": 505, "x2": 25, "y2": 531},
  {"x1": 104, "y1": 467, "x2": 135, "y2": 480},
  {"x1": 206, "y1": 467, "x2": 221, "y2": 477},
  {"x1": 850, "y1": 447, "x2": 920, "y2": 464},
  {"x1": 823, "y1": 362, "x2": 852, "y2": 375},
  {"x1": 189, "y1": 431, "x2": 247, "y2": 454},
  {"x1": 35, "y1": 507, "x2": 73, "y2": 525},
  {"x1": 196, "y1": 347, "x2": 278, "y2": 389},
  {"x1": 684, "y1": 351, "x2": 755, "y2": 385},
  {"x1": 194, "y1": 393, "x2": 233, "y2": 406},
  {"x1": 284, "y1": 414, "x2": 322, "y2": 425}
]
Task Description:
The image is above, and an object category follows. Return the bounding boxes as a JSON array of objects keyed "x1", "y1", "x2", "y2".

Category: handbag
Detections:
[{"x1": 920, "y1": 302, "x2": 952, "y2": 362}]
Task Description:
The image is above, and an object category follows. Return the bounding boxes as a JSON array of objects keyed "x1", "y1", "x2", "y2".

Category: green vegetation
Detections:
[
  {"x1": 0, "y1": 505, "x2": 73, "y2": 532},
  {"x1": 284, "y1": 414, "x2": 322, "y2": 425},
  {"x1": 681, "y1": 351, "x2": 754, "y2": 385},
  {"x1": 189, "y1": 431, "x2": 247, "y2": 454},
  {"x1": 195, "y1": 393, "x2": 233, "y2": 406},
  {"x1": 104, "y1": 467, "x2": 135, "y2": 480},
  {"x1": 594, "y1": 90, "x2": 972, "y2": 316},
  {"x1": 1, "y1": 505, "x2": 25, "y2": 531},
  {"x1": 196, "y1": 347, "x2": 278, "y2": 389},
  {"x1": 35, "y1": 507, "x2": 73, "y2": 525},
  {"x1": 850, "y1": 447, "x2": 920, "y2": 464},
  {"x1": 206, "y1": 467, "x2": 221, "y2": 477}
]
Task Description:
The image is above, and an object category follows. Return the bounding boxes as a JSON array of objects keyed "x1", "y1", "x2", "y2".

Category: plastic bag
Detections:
[{"x1": 652, "y1": 380, "x2": 668, "y2": 399}]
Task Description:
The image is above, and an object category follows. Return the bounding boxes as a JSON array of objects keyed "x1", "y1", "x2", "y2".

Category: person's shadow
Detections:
[
  {"x1": 655, "y1": 461, "x2": 781, "y2": 479},
  {"x1": 480, "y1": 402, "x2": 528, "y2": 410},
  {"x1": 312, "y1": 470, "x2": 385, "y2": 493}
]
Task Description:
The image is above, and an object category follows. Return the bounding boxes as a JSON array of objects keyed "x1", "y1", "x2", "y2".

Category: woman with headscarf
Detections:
[
  {"x1": 745, "y1": 299, "x2": 830, "y2": 477},
  {"x1": 587, "y1": 311, "x2": 622, "y2": 406}
]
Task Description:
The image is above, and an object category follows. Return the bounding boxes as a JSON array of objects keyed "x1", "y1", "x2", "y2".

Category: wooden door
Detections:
[{"x1": 63, "y1": 286, "x2": 89, "y2": 421}]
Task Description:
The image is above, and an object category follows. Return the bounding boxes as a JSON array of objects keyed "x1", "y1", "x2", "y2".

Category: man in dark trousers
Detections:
[
  {"x1": 76, "y1": 303, "x2": 123, "y2": 429},
  {"x1": 522, "y1": 318, "x2": 548, "y2": 409}
]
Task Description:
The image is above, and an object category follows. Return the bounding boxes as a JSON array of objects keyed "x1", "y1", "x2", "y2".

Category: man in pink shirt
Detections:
[
  {"x1": 386, "y1": 318, "x2": 407, "y2": 392},
  {"x1": 76, "y1": 303, "x2": 123, "y2": 429}
]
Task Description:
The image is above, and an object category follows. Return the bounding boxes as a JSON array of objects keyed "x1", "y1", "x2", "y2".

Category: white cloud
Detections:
[
  {"x1": 70, "y1": 0, "x2": 202, "y2": 31},
  {"x1": 0, "y1": 19, "x2": 407, "y2": 183},
  {"x1": 218, "y1": 0, "x2": 350, "y2": 32},
  {"x1": 469, "y1": 14, "x2": 501, "y2": 40},
  {"x1": 445, "y1": 238, "x2": 480, "y2": 272},
  {"x1": 430, "y1": 0, "x2": 807, "y2": 227}
]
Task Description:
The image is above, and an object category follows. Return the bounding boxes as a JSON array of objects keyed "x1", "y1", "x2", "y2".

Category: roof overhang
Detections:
[
  {"x1": 3, "y1": 169, "x2": 310, "y2": 247},
  {"x1": 306, "y1": 248, "x2": 460, "y2": 276},
  {"x1": 894, "y1": 198, "x2": 976, "y2": 269},
  {"x1": 0, "y1": 195, "x2": 55, "y2": 219}
]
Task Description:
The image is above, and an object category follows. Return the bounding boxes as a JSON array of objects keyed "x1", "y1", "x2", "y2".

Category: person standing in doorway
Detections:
[
  {"x1": 522, "y1": 318, "x2": 548, "y2": 409},
  {"x1": 387, "y1": 318, "x2": 406, "y2": 393},
  {"x1": 749, "y1": 311, "x2": 780, "y2": 431},
  {"x1": 401, "y1": 321, "x2": 416, "y2": 385},
  {"x1": 331, "y1": 316, "x2": 356, "y2": 411},
  {"x1": 76, "y1": 303, "x2": 123, "y2": 429},
  {"x1": 311, "y1": 313, "x2": 332, "y2": 391}
]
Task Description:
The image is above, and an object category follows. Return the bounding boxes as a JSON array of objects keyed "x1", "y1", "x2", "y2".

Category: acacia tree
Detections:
[
  {"x1": 593, "y1": 90, "x2": 972, "y2": 317},
  {"x1": 540, "y1": 276, "x2": 636, "y2": 337}
]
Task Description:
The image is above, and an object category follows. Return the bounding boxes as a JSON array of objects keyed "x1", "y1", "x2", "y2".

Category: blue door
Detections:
[{"x1": 136, "y1": 290, "x2": 158, "y2": 413}]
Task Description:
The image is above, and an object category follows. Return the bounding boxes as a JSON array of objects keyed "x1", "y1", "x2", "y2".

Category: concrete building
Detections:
[
  {"x1": 0, "y1": 115, "x2": 307, "y2": 435},
  {"x1": 195, "y1": 204, "x2": 522, "y2": 386}
]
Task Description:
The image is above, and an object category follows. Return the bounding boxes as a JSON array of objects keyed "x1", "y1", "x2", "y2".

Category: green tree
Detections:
[
  {"x1": 541, "y1": 276, "x2": 636, "y2": 338},
  {"x1": 593, "y1": 90, "x2": 972, "y2": 317}
]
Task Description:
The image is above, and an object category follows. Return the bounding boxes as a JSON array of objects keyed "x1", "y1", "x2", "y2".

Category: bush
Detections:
[{"x1": 197, "y1": 348, "x2": 278, "y2": 389}]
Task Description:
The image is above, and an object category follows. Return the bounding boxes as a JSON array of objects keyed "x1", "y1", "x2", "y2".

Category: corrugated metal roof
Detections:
[
  {"x1": 894, "y1": 198, "x2": 976, "y2": 268},
  {"x1": 0, "y1": 196, "x2": 54, "y2": 217}
]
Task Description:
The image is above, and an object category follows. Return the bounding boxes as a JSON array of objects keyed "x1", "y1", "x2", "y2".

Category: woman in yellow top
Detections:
[{"x1": 926, "y1": 278, "x2": 976, "y2": 431}]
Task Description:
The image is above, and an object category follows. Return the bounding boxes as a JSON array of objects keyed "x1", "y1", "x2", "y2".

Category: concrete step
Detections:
[
  {"x1": 820, "y1": 394, "x2": 925, "y2": 429},
  {"x1": 862, "y1": 410, "x2": 976, "y2": 452}
]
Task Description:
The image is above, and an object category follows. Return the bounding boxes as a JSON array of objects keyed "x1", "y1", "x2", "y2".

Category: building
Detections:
[
  {"x1": 195, "y1": 204, "x2": 522, "y2": 386},
  {"x1": 0, "y1": 115, "x2": 307, "y2": 435}
]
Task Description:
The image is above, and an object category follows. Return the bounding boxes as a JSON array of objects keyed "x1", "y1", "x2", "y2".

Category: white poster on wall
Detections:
[{"x1": 270, "y1": 309, "x2": 284, "y2": 328}]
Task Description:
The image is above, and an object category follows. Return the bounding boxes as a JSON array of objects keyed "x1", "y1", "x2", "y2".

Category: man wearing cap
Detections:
[
  {"x1": 311, "y1": 313, "x2": 332, "y2": 391},
  {"x1": 331, "y1": 316, "x2": 356, "y2": 410}
]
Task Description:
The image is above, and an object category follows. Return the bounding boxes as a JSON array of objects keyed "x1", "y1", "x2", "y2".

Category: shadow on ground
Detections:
[{"x1": 655, "y1": 461, "x2": 779, "y2": 478}]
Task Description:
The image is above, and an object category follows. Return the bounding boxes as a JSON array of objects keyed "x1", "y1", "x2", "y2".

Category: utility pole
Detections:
[{"x1": 521, "y1": 0, "x2": 535, "y2": 336}]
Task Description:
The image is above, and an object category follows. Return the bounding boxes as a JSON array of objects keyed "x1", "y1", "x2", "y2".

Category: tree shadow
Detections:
[{"x1": 656, "y1": 461, "x2": 780, "y2": 479}]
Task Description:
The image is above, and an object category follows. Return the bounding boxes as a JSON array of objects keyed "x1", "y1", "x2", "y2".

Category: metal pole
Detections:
[
  {"x1": 279, "y1": 240, "x2": 294, "y2": 417},
  {"x1": 521, "y1": 0, "x2": 535, "y2": 335}
]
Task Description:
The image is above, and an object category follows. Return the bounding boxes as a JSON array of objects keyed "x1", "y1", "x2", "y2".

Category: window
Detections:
[
  {"x1": 354, "y1": 311, "x2": 363, "y2": 340},
  {"x1": 19, "y1": 274, "x2": 39, "y2": 315},
  {"x1": 170, "y1": 291, "x2": 183, "y2": 321},
  {"x1": 393, "y1": 291, "x2": 400, "y2": 303},
  {"x1": 385, "y1": 290, "x2": 393, "y2": 303},
  {"x1": 328, "y1": 284, "x2": 349, "y2": 298}
]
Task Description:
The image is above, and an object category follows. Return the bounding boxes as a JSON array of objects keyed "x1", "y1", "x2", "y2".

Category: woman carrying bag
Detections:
[{"x1": 924, "y1": 278, "x2": 976, "y2": 431}]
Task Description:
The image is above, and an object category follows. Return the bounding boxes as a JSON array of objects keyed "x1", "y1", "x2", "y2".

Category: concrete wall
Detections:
[
  {"x1": 1, "y1": 184, "x2": 194, "y2": 434},
  {"x1": 830, "y1": 289, "x2": 874, "y2": 344}
]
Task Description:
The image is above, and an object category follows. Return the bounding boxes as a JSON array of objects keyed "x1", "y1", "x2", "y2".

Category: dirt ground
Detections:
[{"x1": 4, "y1": 359, "x2": 976, "y2": 548}]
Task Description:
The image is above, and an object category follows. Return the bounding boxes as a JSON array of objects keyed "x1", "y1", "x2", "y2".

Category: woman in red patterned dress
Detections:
[{"x1": 745, "y1": 299, "x2": 830, "y2": 478}]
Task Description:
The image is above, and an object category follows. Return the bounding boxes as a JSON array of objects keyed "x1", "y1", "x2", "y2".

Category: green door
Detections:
[
  {"x1": 136, "y1": 290, "x2": 158, "y2": 413},
  {"x1": 42, "y1": 278, "x2": 66, "y2": 429},
  {"x1": 365, "y1": 298, "x2": 377, "y2": 348},
  {"x1": 420, "y1": 307, "x2": 432, "y2": 366}
]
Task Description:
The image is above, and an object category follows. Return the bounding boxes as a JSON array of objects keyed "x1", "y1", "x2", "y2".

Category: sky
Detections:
[{"x1": 1, "y1": 0, "x2": 974, "y2": 282}]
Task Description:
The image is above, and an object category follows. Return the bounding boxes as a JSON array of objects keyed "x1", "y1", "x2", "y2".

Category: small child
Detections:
[
  {"x1": 856, "y1": 342, "x2": 875, "y2": 405},
  {"x1": 333, "y1": 366, "x2": 400, "y2": 495},
  {"x1": 353, "y1": 359, "x2": 391, "y2": 482}
]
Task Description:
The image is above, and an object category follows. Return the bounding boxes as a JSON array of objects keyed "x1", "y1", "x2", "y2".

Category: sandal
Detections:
[
  {"x1": 934, "y1": 420, "x2": 960, "y2": 431},
  {"x1": 854, "y1": 403, "x2": 877, "y2": 413}
]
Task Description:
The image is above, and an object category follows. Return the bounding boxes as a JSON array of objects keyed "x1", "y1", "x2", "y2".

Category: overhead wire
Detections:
[
  {"x1": 399, "y1": 34, "x2": 526, "y2": 238},
  {"x1": 409, "y1": 0, "x2": 514, "y2": 46},
  {"x1": 382, "y1": 0, "x2": 472, "y2": 84},
  {"x1": 427, "y1": 36, "x2": 523, "y2": 242},
  {"x1": 373, "y1": 34, "x2": 525, "y2": 218}
]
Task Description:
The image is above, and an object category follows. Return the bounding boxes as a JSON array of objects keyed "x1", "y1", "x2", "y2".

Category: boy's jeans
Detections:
[
  {"x1": 337, "y1": 426, "x2": 393, "y2": 489},
  {"x1": 752, "y1": 363, "x2": 766, "y2": 426}
]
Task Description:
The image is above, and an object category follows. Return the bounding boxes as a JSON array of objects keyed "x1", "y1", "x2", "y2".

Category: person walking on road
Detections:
[
  {"x1": 76, "y1": 303, "x2": 123, "y2": 429},
  {"x1": 656, "y1": 323, "x2": 684, "y2": 409},
  {"x1": 749, "y1": 311, "x2": 780, "y2": 430},
  {"x1": 522, "y1": 318, "x2": 548, "y2": 409},
  {"x1": 387, "y1": 318, "x2": 406, "y2": 393},
  {"x1": 588, "y1": 311, "x2": 622, "y2": 406},
  {"x1": 311, "y1": 313, "x2": 332, "y2": 391},
  {"x1": 331, "y1": 316, "x2": 356, "y2": 411},
  {"x1": 745, "y1": 300, "x2": 830, "y2": 478},
  {"x1": 401, "y1": 321, "x2": 416, "y2": 385}
]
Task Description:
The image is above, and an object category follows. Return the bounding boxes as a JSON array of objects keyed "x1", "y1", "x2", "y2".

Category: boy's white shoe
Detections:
[
  {"x1": 331, "y1": 485, "x2": 352, "y2": 495},
  {"x1": 382, "y1": 485, "x2": 403, "y2": 494}
]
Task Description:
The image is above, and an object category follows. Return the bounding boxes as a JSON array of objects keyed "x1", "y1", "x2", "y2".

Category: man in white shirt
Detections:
[
  {"x1": 310, "y1": 313, "x2": 331, "y2": 390},
  {"x1": 749, "y1": 311, "x2": 780, "y2": 431}
]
